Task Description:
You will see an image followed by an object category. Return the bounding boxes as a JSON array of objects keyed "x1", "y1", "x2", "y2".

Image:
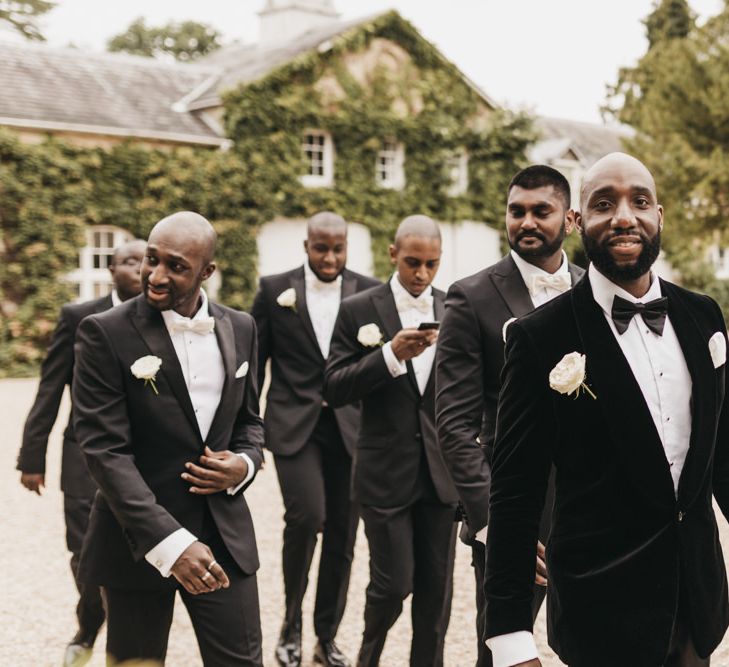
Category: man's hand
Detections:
[
  {"x1": 535, "y1": 540, "x2": 548, "y2": 586},
  {"x1": 182, "y1": 446, "x2": 247, "y2": 495},
  {"x1": 391, "y1": 328, "x2": 438, "y2": 362},
  {"x1": 170, "y1": 541, "x2": 229, "y2": 595},
  {"x1": 20, "y1": 472, "x2": 45, "y2": 495}
]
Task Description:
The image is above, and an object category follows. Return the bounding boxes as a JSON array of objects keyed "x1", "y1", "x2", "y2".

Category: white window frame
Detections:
[
  {"x1": 66, "y1": 225, "x2": 133, "y2": 302},
  {"x1": 376, "y1": 139, "x2": 405, "y2": 190},
  {"x1": 552, "y1": 158, "x2": 583, "y2": 210},
  {"x1": 300, "y1": 129, "x2": 334, "y2": 187},
  {"x1": 446, "y1": 149, "x2": 469, "y2": 197}
]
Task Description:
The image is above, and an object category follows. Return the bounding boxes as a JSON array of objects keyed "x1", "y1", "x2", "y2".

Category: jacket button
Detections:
[
  {"x1": 415, "y1": 433, "x2": 422, "y2": 441},
  {"x1": 677, "y1": 511, "x2": 685, "y2": 522}
]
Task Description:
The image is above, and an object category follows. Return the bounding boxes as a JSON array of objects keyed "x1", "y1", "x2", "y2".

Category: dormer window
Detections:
[
  {"x1": 301, "y1": 129, "x2": 334, "y2": 187},
  {"x1": 446, "y1": 150, "x2": 469, "y2": 197},
  {"x1": 376, "y1": 139, "x2": 405, "y2": 190}
]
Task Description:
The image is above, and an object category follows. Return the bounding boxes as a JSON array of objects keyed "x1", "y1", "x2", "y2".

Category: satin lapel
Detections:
[
  {"x1": 568, "y1": 263, "x2": 585, "y2": 287},
  {"x1": 130, "y1": 299, "x2": 202, "y2": 441},
  {"x1": 291, "y1": 272, "x2": 320, "y2": 352},
  {"x1": 491, "y1": 256, "x2": 534, "y2": 318},
  {"x1": 95, "y1": 295, "x2": 113, "y2": 314},
  {"x1": 205, "y1": 304, "x2": 237, "y2": 447},
  {"x1": 341, "y1": 271, "x2": 357, "y2": 301},
  {"x1": 571, "y1": 278, "x2": 675, "y2": 508},
  {"x1": 423, "y1": 291, "x2": 446, "y2": 399},
  {"x1": 665, "y1": 282, "x2": 717, "y2": 504}
]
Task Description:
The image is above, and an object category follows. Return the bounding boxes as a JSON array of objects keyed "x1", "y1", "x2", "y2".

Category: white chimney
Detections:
[{"x1": 259, "y1": 0, "x2": 340, "y2": 46}]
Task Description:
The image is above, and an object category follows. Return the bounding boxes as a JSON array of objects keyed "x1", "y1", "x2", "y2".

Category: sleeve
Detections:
[
  {"x1": 710, "y1": 299, "x2": 729, "y2": 518},
  {"x1": 145, "y1": 528, "x2": 197, "y2": 577},
  {"x1": 484, "y1": 322, "x2": 555, "y2": 639},
  {"x1": 249, "y1": 280, "x2": 271, "y2": 398},
  {"x1": 72, "y1": 316, "x2": 183, "y2": 560},
  {"x1": 17, "y1": 306, "x2": 76, "y2": 474},
  {"x1": 435, "y1": 283, "x2": 491, "y2": 535}
]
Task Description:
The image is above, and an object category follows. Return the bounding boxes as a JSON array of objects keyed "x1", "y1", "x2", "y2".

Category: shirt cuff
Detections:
[
  {"x1": 486, "y1": 631, "x2": 538, "y2": 667},
  {"x1": 475, "y1": 525, "x2": 488, "y2": 545},
  {"x1": 382, "y1": 341, "x2": 407, "y2": 377},
  {"x1": 145, "y1": 528, "x2": 197, "y2": 578},
  {"x1": 227, "y1": 452, "x2": 255, "y2": 495}
]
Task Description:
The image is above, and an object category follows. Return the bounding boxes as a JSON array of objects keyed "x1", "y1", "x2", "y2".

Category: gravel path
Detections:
[{"x1": 4, "y1": 377, "x2": 729, "y2": 666}]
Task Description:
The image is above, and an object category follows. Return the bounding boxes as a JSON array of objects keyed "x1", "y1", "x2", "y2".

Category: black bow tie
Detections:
[{"x1": 611, "y1": 295, "x2": 668, "y2": 336}]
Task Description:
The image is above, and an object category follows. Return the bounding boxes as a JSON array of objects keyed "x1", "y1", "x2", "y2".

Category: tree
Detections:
[
  {"x1": 0, "y1": 0, "x2": 55, "y2": 40},
  {"x1": 644, "y1": 0, "x2": 694, "y2": 47},
  {"x1": 107, "y1": 18, "x2": 222, "y2": 61}
]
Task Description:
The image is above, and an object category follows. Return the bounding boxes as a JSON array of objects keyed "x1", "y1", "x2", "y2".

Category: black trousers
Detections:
[
  {"x1": 273, "y1": 408, "x2": 359, "y2": 640},
  {"x1": 64, "y1": 493, "x2": 105, "y2": 643},
  {"x1": 357, "y1": 499, "x2": 457, "y2": 667}
]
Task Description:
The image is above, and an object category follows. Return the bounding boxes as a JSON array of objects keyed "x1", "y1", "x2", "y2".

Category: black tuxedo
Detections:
[
  {"x1": 251, "y1": 266, "x2": 379, "y2": 643},
  {"x1": 17, "y1": 295, "x2": 111, "y2": 644},
  {"x1": 324, "y1": 282, "x2": 458, "y2": 666},
  {"x1": 435, "y1": 255, "x2": 584, "y2": 665},
  {"x1": 73, "y1": 295, "x2": 265, "y2": 665},
  {"x1": 485, "y1": 275, "x2": 729, "y2": 667}
]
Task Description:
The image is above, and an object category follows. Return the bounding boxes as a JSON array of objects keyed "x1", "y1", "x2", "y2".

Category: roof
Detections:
[{"x1": 0, "y1": 40, "x2": 225, "y2": 145}]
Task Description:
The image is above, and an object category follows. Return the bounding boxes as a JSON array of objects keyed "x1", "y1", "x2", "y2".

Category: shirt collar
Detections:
[
  {"x1": 589, "y1": 263, "x2": 662, "y2": 316},
  {"x1": 389, "y1": 272, "x2": 433, "y2": 301},
  {"x1": 161, "y1": 289, "x2": 211, "y2": 332},
  {"x1": 110, "y1": 290, "x2": 122, "y2": 307},
  {"x1": 510, "y1": 249, "x2": 570, "y2": 284},
  {"x1": 304, "y1": 261, "x2": 342, "y2": 289}
]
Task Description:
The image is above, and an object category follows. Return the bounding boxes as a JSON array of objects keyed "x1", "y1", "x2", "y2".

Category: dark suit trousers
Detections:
[
  {"x1": 273, "y1": 408, "x2": 358, "y2": 640},
  {"x1": 64, "y1": 492, "x2": 105, "y2": 642},
  {"x1": 357, "y1": 499, "x2": 457, "y2": 667}
]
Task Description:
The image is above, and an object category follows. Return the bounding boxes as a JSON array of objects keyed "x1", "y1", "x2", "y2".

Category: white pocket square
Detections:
[
  {"x1": 709, "y1": 332, "x2": 726, "y2": 369},
  {"x1": 235, "y1": 361, "x2": 249, "y2": 379}
]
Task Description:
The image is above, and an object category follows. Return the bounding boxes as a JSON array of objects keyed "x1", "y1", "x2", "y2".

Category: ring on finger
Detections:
[
  {"x1": 201, "y1": 570, "x2": 214, "y2": 581},
  {"x1": 207, "y1": 560, "x2": 218, "y2": 571}
]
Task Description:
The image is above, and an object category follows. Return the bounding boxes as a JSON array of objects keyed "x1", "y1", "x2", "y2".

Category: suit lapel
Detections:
[
  {"x1": 341, "y1": 270, "x2": 357, "y2": 301},
  {"x1": 422, "y1": 291, "x2": 446, "y2": 399},
  {"x1": 490, "y1": 255, "x2": 534, "y2": 318},
  {"x1": 571, "y1": 278, "x2": 676, "y2": 508},
  {"x1": 291, "y1": 269, "x2": 321, "y2": 352},
  {"x1": 130, "y1": 298, "x2": 202, "y2": 441}
]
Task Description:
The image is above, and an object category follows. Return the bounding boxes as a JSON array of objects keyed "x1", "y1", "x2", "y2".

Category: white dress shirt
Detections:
[
  {"x1": 304, "y1": 262, "x2": 342, "y2": 359},
  {"x1": 510, "y1": 250, "x2": 572, "y2": 307},
  {"x1": 487, "y1": 265, "x2": 693, "y2": 667},
  {"x1": 144, "y1": 290, "x2": 255, "y2": 577},
  {"x1": 110, "y1": 289, "x2": 122, "y2": 307},
  {"x1": 381, "y1": 273, "x2": 435, "y2": 395}
]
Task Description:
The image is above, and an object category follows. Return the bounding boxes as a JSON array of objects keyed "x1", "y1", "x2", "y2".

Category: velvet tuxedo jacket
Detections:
[
  {"x1": 251, "y1": 266, "x2": 380, "y2": 457},
  {"x1": 72, "y1": 295, "x2": 265, "y2": 590},
  {"x1": 435, "y1": 255, "x2": 584, "y2": 538},
  {"x1": 18, "y1": 294, "x2": 112, "y2": 497},
  {"x1": 484, "y1": 275, "x2": 729, "y2": 666},
  {"x1": 323, "y1": 282, "x2": 458, "y2": 508}
]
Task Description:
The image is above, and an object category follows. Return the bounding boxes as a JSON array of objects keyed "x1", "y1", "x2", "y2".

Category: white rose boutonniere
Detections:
[
  {"x1": 549, "y1": 352, "x2": 596, "y2": 400},
  {"x1": 131, "y1": 355, "x2": 162, "y2": 395},
  {"x1": 277, "y1": 287, "x2": 297, "y2": 312},
  {"x1": 357, "y1": 323, "x2": 383, "y2": 347}
]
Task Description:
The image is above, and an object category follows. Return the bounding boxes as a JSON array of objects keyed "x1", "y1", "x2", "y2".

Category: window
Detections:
[
  {"x1": 300, "y1": 130, "x2": 334, "y2": 187},
  {"x1": 446, "y1": 150, "x2": 469, "y2": 197},
  {"x1": 66, "y1": 226, "x2": 133, "y2": 302},
  {"x1": 376, "y1": 139, "x2": 405, "y2": 190}
]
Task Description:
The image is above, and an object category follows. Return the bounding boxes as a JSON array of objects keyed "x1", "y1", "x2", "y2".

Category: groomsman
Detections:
[
  {"x1": 435, "y1": 165, "x2": 583, "y2": 666},
  {"x1": 17, "y1": 237, "x2": 145, "y2": 667},
  {"x1": 486, "y1": 153, "x2": 729, "y2": 666},
  {"x1": 251, "y1": 212, "x2": 379, "y2": 667},
  {"x1": 325, "y1": 215, "x2": 458, "y2": 667},
  {"x1": 73, "y1": 212, "x2": 265, "y2": 666}
]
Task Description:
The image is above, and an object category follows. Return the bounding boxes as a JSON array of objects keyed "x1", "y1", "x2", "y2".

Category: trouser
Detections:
[{"x1": 274, "y1": 408, "x2": 359, "y2": 640}]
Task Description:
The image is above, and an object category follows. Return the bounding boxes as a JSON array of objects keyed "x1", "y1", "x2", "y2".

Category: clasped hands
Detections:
[
  {"x1": 181, "y1": 445, "x2": 247, "y2": 495},
  {"x1": 391, "y1": 327, "x2": 438, "y2": 362}
]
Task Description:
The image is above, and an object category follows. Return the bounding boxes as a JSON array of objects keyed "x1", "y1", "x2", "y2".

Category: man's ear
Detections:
[
  {"x1": 657, "y1": 204, "x2": 664, "y2": 231},
  {"x1": 565, "y1": 209, "x2": 576, "y2": 234},
  {"x1": 303, "y1": 239, "x2": 309, "y2": 253},
  {"x1": 388, "y1": 244, "x2": 397, "y2": 265},
  {"x1": 573, "y1": 210, "x2": 583, "y2": 234},
  {"x1": 202, "y1": 262, "x2": 216, "y2": 282}
]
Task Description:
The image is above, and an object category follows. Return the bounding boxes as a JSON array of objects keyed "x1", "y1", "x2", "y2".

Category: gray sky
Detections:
[{"x1": 28, "y1": 0, "x2": 725, "y2": 123}]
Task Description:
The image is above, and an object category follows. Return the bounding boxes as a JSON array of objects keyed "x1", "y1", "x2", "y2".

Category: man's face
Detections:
[
  {"x1": 389, "y1": 235, "x2": 441, "y2": 296},
  {"x1": 577, "y1": 160, "x2": 663, "y2": 283},
  {"x1": 141, "y1": 229, "x2": 215, "y2": 314},
  {"x1": 110, "y1": 242, "x2": 145, "y2": 301},
  {"x1": 506, "y1": 185, "x2": 571, "y2": 260},
  {"x1": 304, "y1": 229, "x2": 347, "y2": 282}
]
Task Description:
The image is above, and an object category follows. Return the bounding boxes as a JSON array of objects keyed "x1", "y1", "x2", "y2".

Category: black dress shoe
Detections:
[
  {"x1": 314, "y1": 639, "x2": 352, "y2": 667},
  {"x1": 275, "y1": 622, "x2": 302, "y2": 667}
]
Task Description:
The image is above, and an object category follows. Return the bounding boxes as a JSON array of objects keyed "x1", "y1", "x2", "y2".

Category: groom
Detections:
[
  {"x1": 73, "y1": 211, "x2": 264, "y2": 665},
  {"x1": 484, "y1": 153, "x2": 729, "y2": 667}
]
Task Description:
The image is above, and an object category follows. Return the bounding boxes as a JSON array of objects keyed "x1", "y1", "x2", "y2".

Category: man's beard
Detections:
[
  {"x1": 508, "y1": 223, "x2": 566, "y2": 259},
  {"x1": 581, "y1": 228, "x2": 661, "y2": 283}
]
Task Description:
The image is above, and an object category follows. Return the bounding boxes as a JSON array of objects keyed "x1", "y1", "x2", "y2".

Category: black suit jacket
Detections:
[
  {"x1": 72, "y1": 295, "x2": 265, "y2": 590},
  {"x1": 435, "y1": 255, "x2": 584, "y2": 538},
  {"x1": 18, "y1": 295, "x2": 112, "y2": 497},
  {"x1": 323, "y1": 282, "x2": 458, "y2": 507},
  {"x1": 251, "y1": 266, "x2": 380, "y2": 456},
  {"x1": 485, "y1": 275, "x2": 729, "y2": 666}
]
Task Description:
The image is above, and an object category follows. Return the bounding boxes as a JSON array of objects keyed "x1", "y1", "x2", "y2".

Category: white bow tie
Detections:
[
  {"x1": 396, "y1": 293, "x2": 433, "y2": 315},
  {"x1": 309, "y1": 278, "x2": 341, "y2": 293},
  {"x1": 169, "y1": 317, "x2": 215, "y2": 335},
  {"x1": 528, "y1": 273, "x2": 571, "y2": 296}
]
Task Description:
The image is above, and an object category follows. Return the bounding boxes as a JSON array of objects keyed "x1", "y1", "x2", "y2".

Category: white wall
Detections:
[{"x1": 435, "y1": 219, "x2": 502, "y2": 290}]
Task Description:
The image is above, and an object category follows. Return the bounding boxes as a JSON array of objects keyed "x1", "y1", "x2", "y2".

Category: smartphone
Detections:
[{"x1": 417, "y1": 321, "x2": 440, "y2": 331}]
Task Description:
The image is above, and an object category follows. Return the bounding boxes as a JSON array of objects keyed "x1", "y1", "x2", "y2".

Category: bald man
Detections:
[
  {"x1": 485, "y1": 153, "x2": 729, "y2": 667},
  {"x1": 251, "y1": 211, "x2": 379, "y2": 667},
  {"x1": 324, "y1": 216, "x2": 458, "y2": 667},
  {"x1": 73, "y1": 212, "x2": 265, "y2": 665},
  {"x1": 17, "y1": 237, "x2": 145, "y2": 667}
]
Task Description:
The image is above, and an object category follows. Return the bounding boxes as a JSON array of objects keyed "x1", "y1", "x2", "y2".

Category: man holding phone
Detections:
[{"x1": 324, "y1": 215, "x2": 458, "y2": 666}]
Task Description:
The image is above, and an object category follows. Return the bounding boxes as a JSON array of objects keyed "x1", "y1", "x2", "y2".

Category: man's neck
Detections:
[
  {"x1": 174, "y1": 292, "x2": 203, "y2": 319},
  {"x1": 517, "y1": 250, "x2": 564, "y2": 274},
  {"x1": 307, "y1": 261, "x2": 342, "y2": 284},
  {"x1": 613, "y1": 273, "x2": 652, "y2": 299}
]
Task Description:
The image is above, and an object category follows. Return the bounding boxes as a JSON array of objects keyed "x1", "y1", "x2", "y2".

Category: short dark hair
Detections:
[{"x1": 508, "y1": 165, "x2": 571, "y2": 209}]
